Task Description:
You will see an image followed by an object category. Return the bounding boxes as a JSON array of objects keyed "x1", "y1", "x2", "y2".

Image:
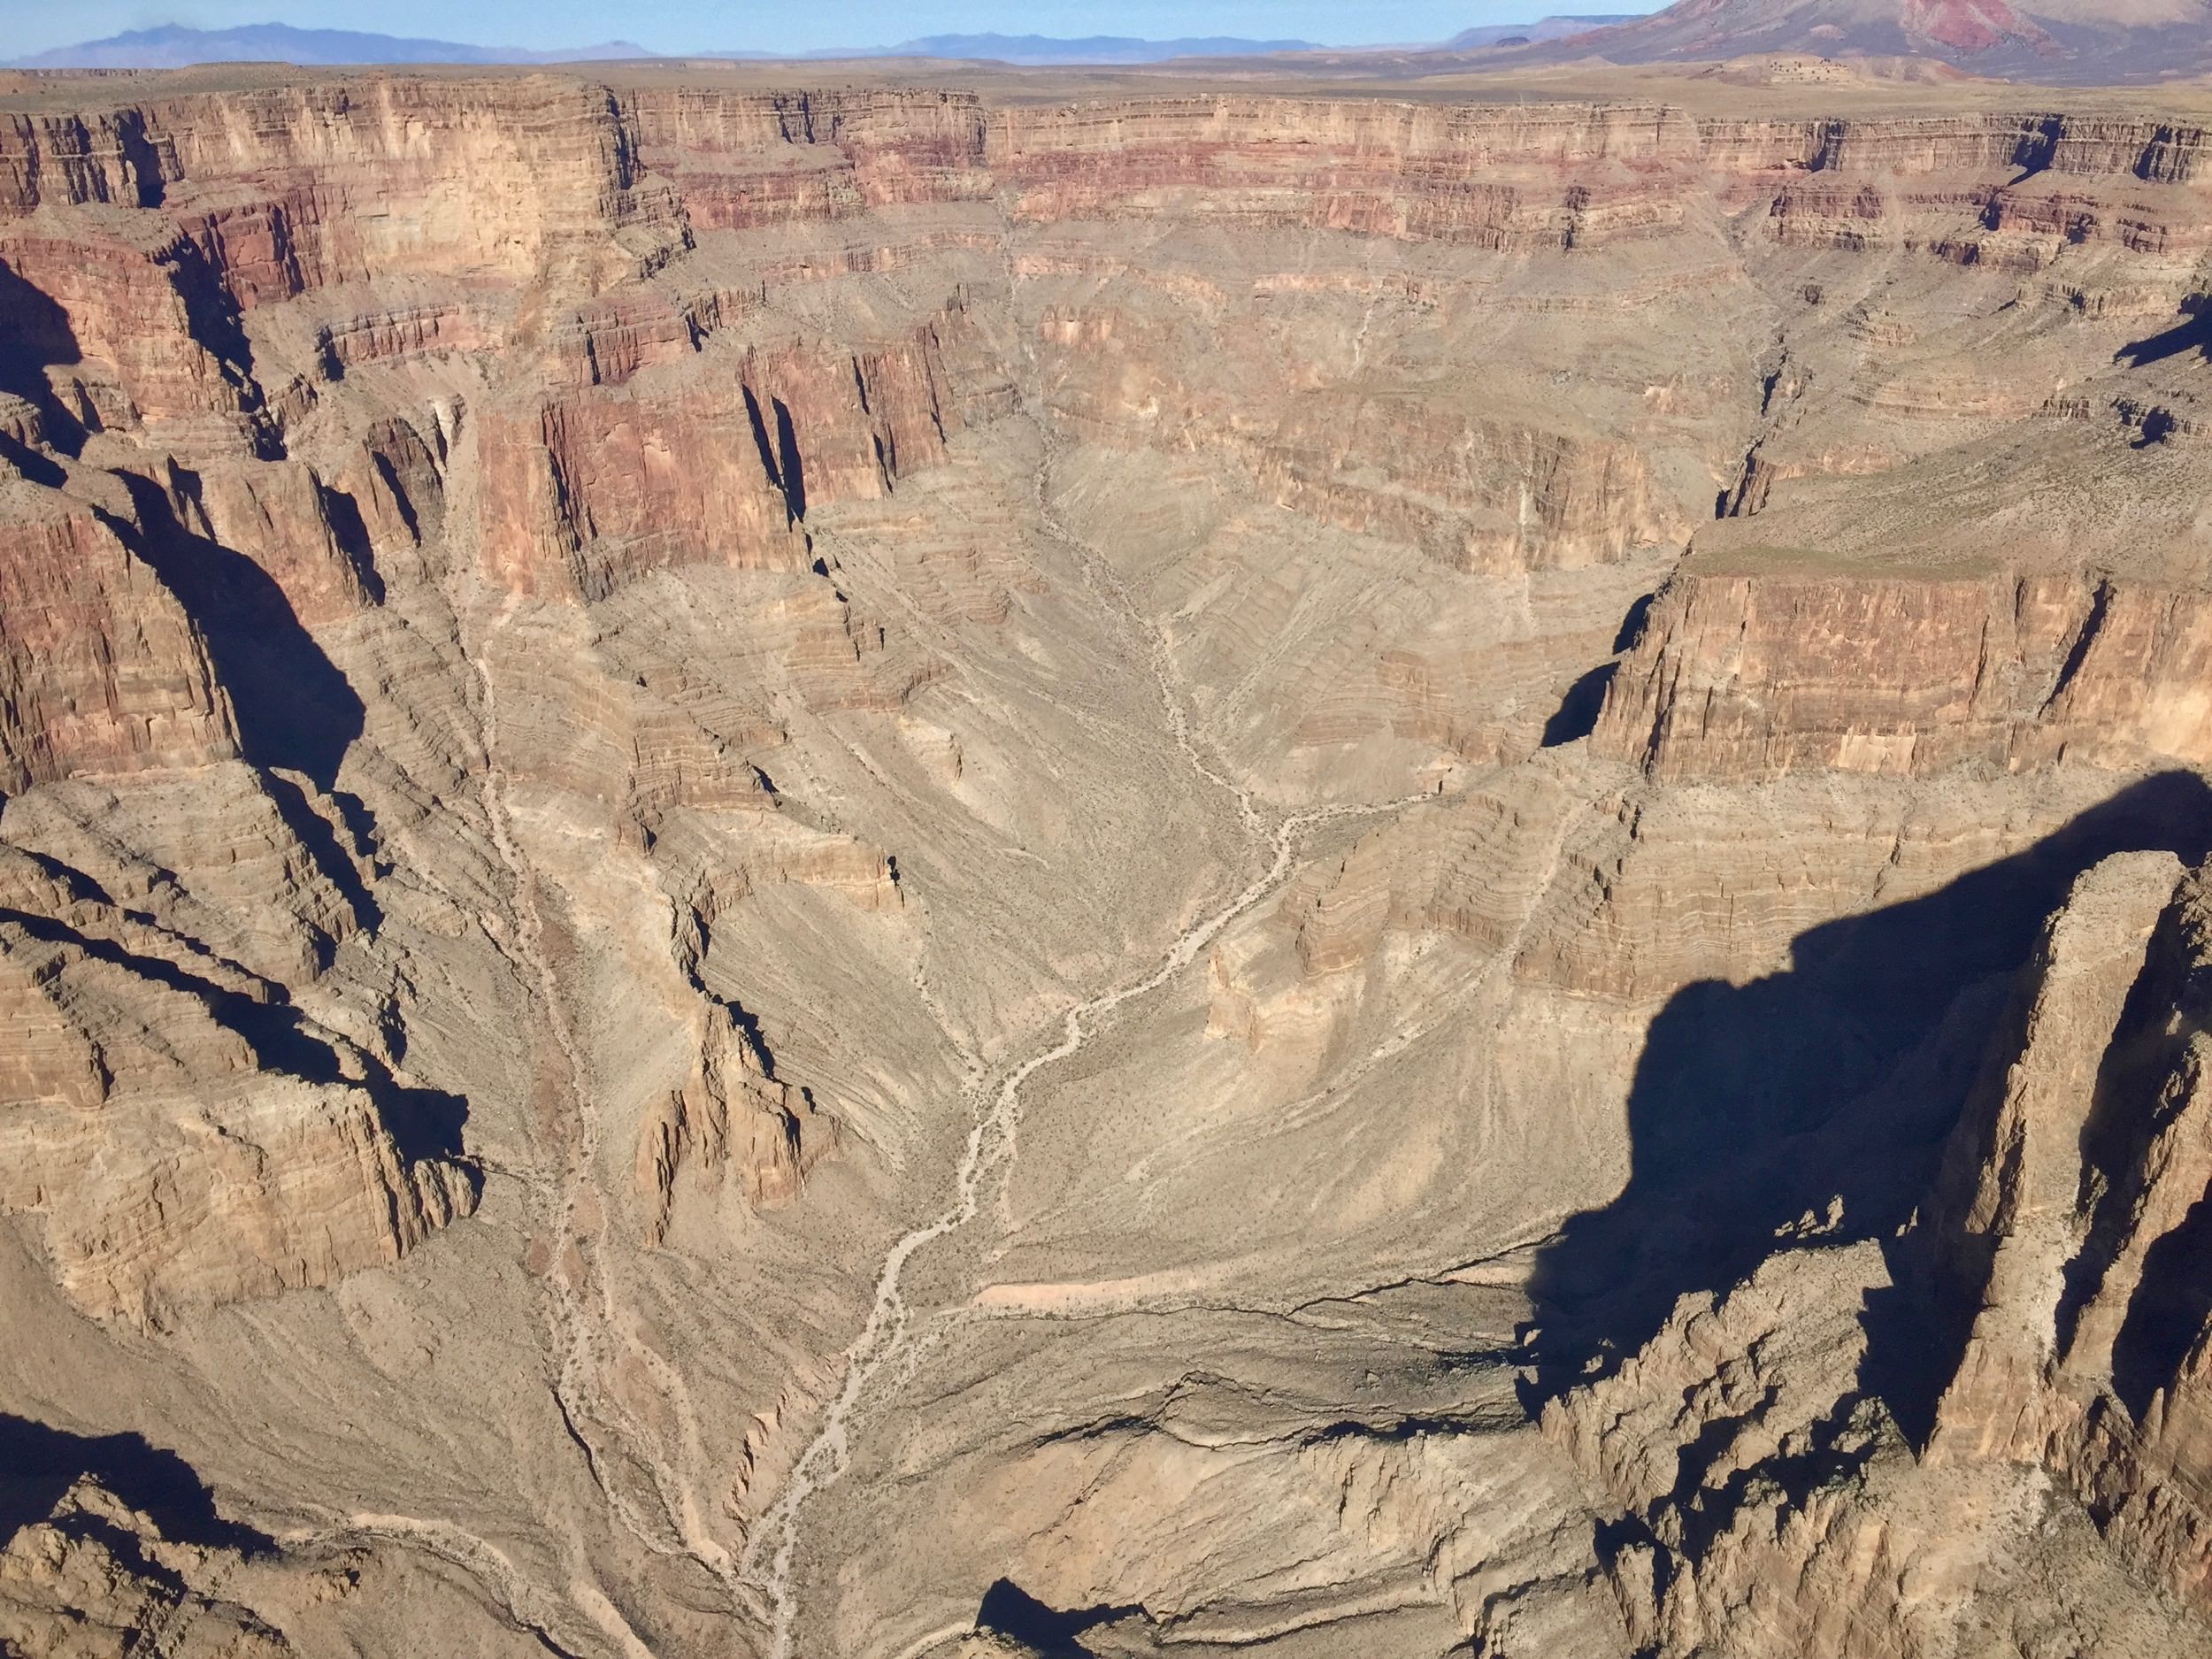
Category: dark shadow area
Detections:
[
  {"x1": 1663, "y1": 1394, "x2": 1879, "y2": 1559},
  {"x1": 742, "y1": 384, "x2": 802, "y2": 525},
  {"x1": 366, "y1": 1067, "x2": 476, "y2": 1170},
  {"x1": 1611, "y1": 592, "x2": 1657, "y2": 655},
  {"x1": 725, "y1": 996, "x2": 780, "y2": 1081},
  {"x1": 977, "y1": 1580, "x2": 1145, "y2": 1656},
  {"x1": 0, "y1": 242, "x2": 270, "y2": 459},
  {"x1": 2009, "y1": 114, "x2": 2065, "y2": 182},
  {"x1": 1594, "y1": 1513, "x2": 1668, "y2": 1597},
  {"x1": 163, "y1": 242, "x2": 262, "y2": 415},
  {"x1": 2052, "y1": 919, "x2": 2205, "y2": 1380},
  {"x1": 0, "y1": 428, "x2": 65, "y2": 488},
  {"x1": 114, "y1": 111, "x2": 166, "y2": 208},
  {"x1": 772, "y1": 395, "x2": 807, "y2": 520},
  {"x1": 1541, "y1": 663, "x2": 1616, "y2": 747},
  {"x1": 315, "y1": 481, "x2": 387, "y2": 604},
  {"x1": 0, "y1": 257, "x2": 90, "y2": 453},
  {"x1": 314, "y1": 328, "x2": 348, "y2": 383},
  {"x1": 0, "y1": 902, "x2": 471, "y2": 1170},
  {"x1": 1523, "y1": 771, "x2": 2212, "y2": 1439},
  {"x1": 0, "y1": 260, "x2": 81, "y2": 383},
  {"x1": 2051, "y1": 580, "x2": 2113, "y2": 707},
  {"x1": 257, "y1": 767, "x2": 384, "y2": 935},
  {"x1": 2113, "y1": 1196, "x2": 2212, "y2": 1421},
  {"x1": 1302, "y1": 1410, "x2": 1490, "y2": 1445},
  {"x1": 0, "y1": 1412, "x2": 271, "y2": 1555},
  {"x1": 1540, "y1": 592, "x2": 1655, "y2": 749},
  {"x1": 102, "y1": 467, "x2": 365, "y2": 791},
  {"x1": 2135, "y1": 408, "x2": 2180, "y2": 448},
  {"x1": 322, "y1": 787, "x2": 387, "y2": 876},
  {"x1": 366, "y1": 449, "x2": 420, "y2": 543},
  {"x1": 2120, "y1": 296, "x2": 2212, "y2": 367},
  {"x1": 1856, "y1": 1270, "x2": 1968, "y2": 1450}
]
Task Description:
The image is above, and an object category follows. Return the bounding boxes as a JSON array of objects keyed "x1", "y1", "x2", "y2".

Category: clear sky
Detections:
[{"x1": 0, "y1": 0, "x2": 1662, "y2": 60}]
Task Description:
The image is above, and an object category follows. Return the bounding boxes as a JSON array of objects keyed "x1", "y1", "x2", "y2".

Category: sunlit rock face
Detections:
[{"x1": 3, "y1": 55, "x2": 2212, "y2": 1659}]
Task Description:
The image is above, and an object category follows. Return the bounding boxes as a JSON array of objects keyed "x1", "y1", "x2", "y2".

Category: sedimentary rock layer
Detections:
[{"x1": 3, "y1": 58, "x2": 2212, "y2": 1659}]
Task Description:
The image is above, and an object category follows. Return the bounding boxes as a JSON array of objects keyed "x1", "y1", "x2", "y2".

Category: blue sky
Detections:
[{"x1": 0, "y1": 1, "x2": 1660, "y2": 59}]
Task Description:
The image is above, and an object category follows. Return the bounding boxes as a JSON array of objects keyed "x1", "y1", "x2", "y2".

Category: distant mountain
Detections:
[
  {"x1": 879, "y1": 34, "x2": 1317, "y2": 64},
  {"x1": 1509, "y1": 0, "x2": 2212, "y2": 80},
  {"x1": 8, "y1": 23, "x2": 1332, "y2": 73},
  {"x1": 7, "y1": 23, "x2": 653, "y2": 69},
  {"x1": 1445, "y1": 14, "x2": 1640, "y2": 49},
  {"x1": 65, "y1": 9, "x2": 2194, "y2": 84}
]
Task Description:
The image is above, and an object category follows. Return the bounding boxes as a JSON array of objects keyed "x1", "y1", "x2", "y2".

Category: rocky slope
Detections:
[
  {"x1": 1507, "y1": 0, "x2": 2212, "y2": 81},
  {"x1": 3, "y1": 58, "x2": 2212, "y2": 1658}
]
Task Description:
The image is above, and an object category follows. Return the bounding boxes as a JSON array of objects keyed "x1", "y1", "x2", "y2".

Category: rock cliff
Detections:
[{"x1": 4, "y1": 57, "x2": 2212, "y2": 1659}]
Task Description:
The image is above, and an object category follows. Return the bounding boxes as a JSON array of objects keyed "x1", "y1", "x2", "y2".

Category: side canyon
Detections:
[{"x1": 4, "y1": 57, "x2": 2212, "y2": 1658}]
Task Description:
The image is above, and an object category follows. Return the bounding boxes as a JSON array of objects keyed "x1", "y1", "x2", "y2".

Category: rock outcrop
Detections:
[
  {"x1": 1594, "y1": 565, "x2": 2212, "y2": 781},
  {"x1": 5, "y1": 55, "x2": 2212, "y2": 1659},
  {"x1": 1532, "y1": 851, "x2": 2212, "y2": 1657},
  {"x1": 0, "y1": 1476, "x2": 293, "y2": 1659}
]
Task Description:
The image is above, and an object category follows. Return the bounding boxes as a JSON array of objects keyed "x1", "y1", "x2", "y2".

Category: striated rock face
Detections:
[
  {"x1": 474, "y1": 318, "x2": 964, "y2": 600},
  {"x1": 1530, "y1": 850, "x2": 2212, "y2": 1659},
  {"x1": 0, "y1": 1478, "x2": 293, "y2": 1659},
  {"x1": 0, "y1": 489, "x2": 235, "y2": 791},
  {"x1": 7, "y1": 55, "x2": 2212, "y2": 1659},
  {"x1": 0, "y1": 826, "x2": 476, "y2": 1328},
  {"x1": 1916, "y1": 854, "x2": 2212, "y2": 1619},
  {"x1": 1922, "y1": 854, "x2": 2186, "y2": 1468},
  {"x1": 1594, "y1": 565, "x2": 2212, "y2": 780}
]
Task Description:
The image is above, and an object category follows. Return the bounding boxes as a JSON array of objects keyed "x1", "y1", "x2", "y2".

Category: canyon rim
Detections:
[{"x1": 5, "y1": 28, "x2": 2212, "y2": 1659}]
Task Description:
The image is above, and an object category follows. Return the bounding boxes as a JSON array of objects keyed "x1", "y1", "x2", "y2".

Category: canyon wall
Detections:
[{"x1": 2, "y1": 62, "x2": 2212, "y2": 1659}]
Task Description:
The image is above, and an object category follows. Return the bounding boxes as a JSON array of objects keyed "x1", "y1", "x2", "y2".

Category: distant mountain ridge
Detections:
[
  {"x1": 879, "y1": 34, "x2": 1317, "y2": 64},
  {"x1": 1446, "y1": 14, "x2": 1640, "y2": 48},
  {"x1": 1505, "y1": 0, "x2": 2212, "y2": 81},
  {"x1": 8, "y1": 19, "x2": 1663, "y2": 73},
  {"x1": 7, "y1": 23, "x2": 650, "y2": 69},
  {"x1": 48, "y1": 10, "x2": 2193, "y2": 81},
  {"x1": 4, "y1": 21, "x2": 1322, "y2": 71}
]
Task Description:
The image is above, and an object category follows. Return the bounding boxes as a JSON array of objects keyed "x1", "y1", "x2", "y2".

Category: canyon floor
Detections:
[{"x1": 7, "y1": 53, "x2": 2212, "y2": 1659}]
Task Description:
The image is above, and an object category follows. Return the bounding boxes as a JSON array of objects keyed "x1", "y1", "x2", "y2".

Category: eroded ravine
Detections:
[
  {"x1": 737, "y1": 435, "x2": 1439, "y2": 1655},
  {"x1": 738, "y1": 795, "x2": 1436, "y2": 1653},
  {"x1": 468, "y1": 595, "x2": 762, "y2": 1642}
]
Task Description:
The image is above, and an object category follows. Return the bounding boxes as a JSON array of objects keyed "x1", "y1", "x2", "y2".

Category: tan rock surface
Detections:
[{"x1": 4, "y1": 53, "x2": 2212, "y2": 1659}]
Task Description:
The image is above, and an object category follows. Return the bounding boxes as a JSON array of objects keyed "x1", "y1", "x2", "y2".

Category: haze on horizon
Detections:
[{"x1": 0, "y1": 0, "x2": 1665, "y2": 62}]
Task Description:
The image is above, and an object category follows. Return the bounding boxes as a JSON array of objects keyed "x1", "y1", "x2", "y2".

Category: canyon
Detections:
[{"x1": 3, "y1": 51, "x2": 2212, "y2": 1659}]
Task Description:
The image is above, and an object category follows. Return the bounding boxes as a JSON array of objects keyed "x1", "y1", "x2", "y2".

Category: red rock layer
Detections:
[
  {"x1": 480, "y1": 317, "x2": 967, "y2": 599},
  {"x1": 0, "y1": 495, "x2": 234, "y2": 792},
  {"x1": 1593, "y1": 567, "x2": 2212, "y2": 780}
]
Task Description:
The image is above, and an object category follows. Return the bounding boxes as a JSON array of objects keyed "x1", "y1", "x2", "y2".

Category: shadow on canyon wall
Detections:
[
  {"x1": 744, "y1": 384, "x2": 810, "y2": 524},
  {"x1": 89, "y1": 469, "x2": 393, "y2": 968},
  {"x1": 2120, "y1": 295, "x2": 2212, "y2": 368},
  {"x1": 0, "y1": 236, "x2": 259, "y2": 457},
  {"x1": 975, "y1": 1579, "x2": 1147, "y2": 1657},
  {"x1": 0, "y1": 257, "x2": 91, "y2": 454},
  {"x1": 1541, "y1": 591, "x2": 1655, "y2": 748},
  {"x1": 2111, "y1": 1196, "x2": 2212, "y2": 1419},
  {"x1": 0, "y1": 1412, "x2": 270, "y2": 1555},
  {"x1": 1524, "y1": 769, "x2": 2212, "y2": 1444},
  {"x1": 0, "y1": 882, "x2": 469, "y2": 1169},
  {"x1": 103, "y1": 467, "x2": 371, "y2": 795}
]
